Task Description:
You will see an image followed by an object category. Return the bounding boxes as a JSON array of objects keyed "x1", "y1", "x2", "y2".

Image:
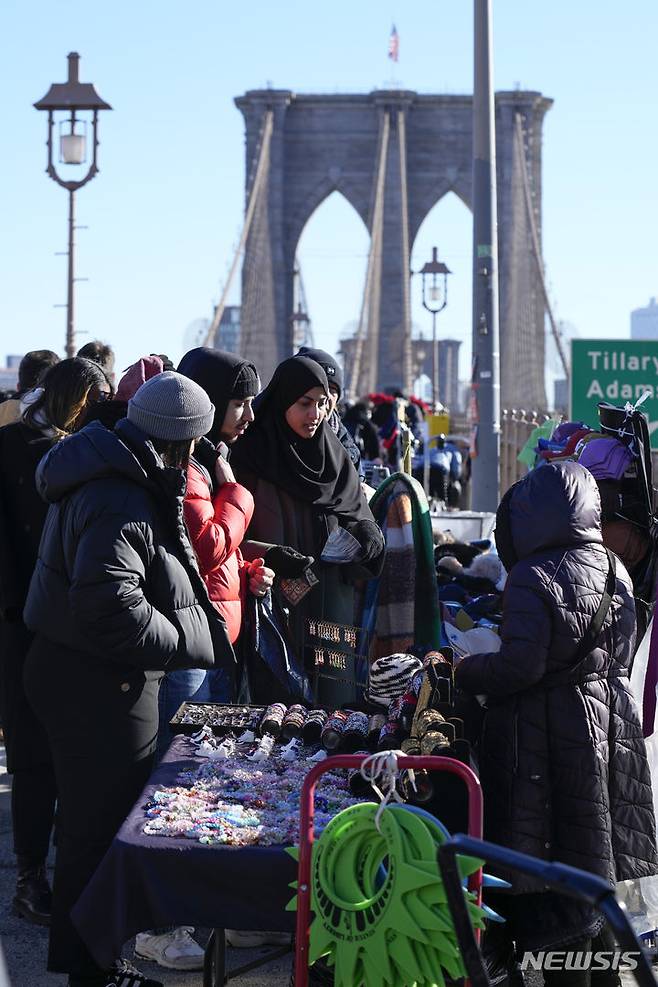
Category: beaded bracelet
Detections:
[{"x1": 143, "y1": 743, "x2": 359, "y2": 847}]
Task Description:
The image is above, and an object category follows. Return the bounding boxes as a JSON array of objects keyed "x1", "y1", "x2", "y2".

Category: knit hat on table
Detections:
[
  {"x1": 127, "y1": 371, "x2": 215, "y2": 441},
  {"x1": 365, "y1": 653, "x2": 424, "y2": 708}
]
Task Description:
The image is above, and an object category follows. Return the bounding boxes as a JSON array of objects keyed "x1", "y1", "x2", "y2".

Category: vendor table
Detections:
[{"x1": 71, "y1": 734, "x2": 296, "y2": 984}]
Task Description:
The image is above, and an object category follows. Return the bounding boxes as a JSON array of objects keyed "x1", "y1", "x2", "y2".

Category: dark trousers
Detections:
[
  {"x1": 542, "y1": 926, "x2": 622, "y2": 987},
  {"x1": 485, "y1": 893, "x2": 623, "y2": 987},
  {"x1": 46, "y1": 748, "x2": 153, "y2": 975},
  {"x1": 24, "y1": 635, "x2": 158, "y2": 976},
  {"x1": 430, "y1": 465, "x2": 449, "y2": 502},
  {"x1": 412, "y1": 464, "x2": 449, "y2": 501},
  {"x1": 1, "y1": 619, "x2": 57, "y2": 864},
  {"x1": 12, "y1": 764, "x2": 57, "y2": 862}
]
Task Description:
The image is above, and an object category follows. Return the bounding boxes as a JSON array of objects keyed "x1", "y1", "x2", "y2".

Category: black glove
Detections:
[
  {"x1": 348, "y1": 518, "x2": 385, "y2": 563},
  {"x1": 264, "y1": 545, "x2": 314, "y2": 577}
]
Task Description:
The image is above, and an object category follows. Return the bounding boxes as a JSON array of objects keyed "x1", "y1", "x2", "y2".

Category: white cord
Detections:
[{"x1": 359, "y1": 751, "x2": 407, "y2": 830}]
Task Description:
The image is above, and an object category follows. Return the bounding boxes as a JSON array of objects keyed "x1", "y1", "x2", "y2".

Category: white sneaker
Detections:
[
  {"x1": 134, "y1": 927, "x2": 205, "y2": 971},
  {"x1": 225, "y1": 929, "x2": 292, "y2": 948}
]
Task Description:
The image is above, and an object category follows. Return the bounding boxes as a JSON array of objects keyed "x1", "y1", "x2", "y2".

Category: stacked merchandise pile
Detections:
[
  {"x1": 521, "y1": 402, "x2": 656, "y2": 591},
  {"x1": 434, "y1": 543, "x2": 505, "y2": 669},
  {"x1": 363, "y1": 653, "x2": 471, "y2": 764},
  {"x1": 148, "y1": 651, "x2": 478, "y2": 849},
  {"x1": 145, "y1": 703, "x2": 363, "y2": 847}
]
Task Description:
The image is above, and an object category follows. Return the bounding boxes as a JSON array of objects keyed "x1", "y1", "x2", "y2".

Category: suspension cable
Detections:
[
  {"x1": 349, "y1": 110, "x2": 390, "y2": 397},
  {"x1": 398, "y1": 110, "x2": 413, "y2": 395},
  {"x1": 514, "y1": 112, "x2": 569, "y2": 382},
  {"x1": 203, "y1": 109, "x2": 274, "y2": 348}
]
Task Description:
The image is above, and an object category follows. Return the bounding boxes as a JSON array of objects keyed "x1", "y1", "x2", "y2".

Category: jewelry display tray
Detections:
[{"x1": 169, "y1": 703, "x2": 268, "y2": 737}]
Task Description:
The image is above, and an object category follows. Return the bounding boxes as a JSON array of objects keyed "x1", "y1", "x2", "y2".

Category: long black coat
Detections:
[
  {"x1": 0, "y1": 422, "x2": 53, "y2": 616},
  {"x1": 456, "y1": 461, "x2": 657, "y2": 891},
  {"x1": 24, "y1": 419, "x2": 233, "y2": 695},
  {"x1": 0, "y1": 421, "x2": 56, "y2": 771},
  {"x1": 22, "y1": 419, "x2": 239, "y2": 979}
]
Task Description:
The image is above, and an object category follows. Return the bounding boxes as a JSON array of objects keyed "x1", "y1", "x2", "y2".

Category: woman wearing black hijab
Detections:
[{"x1": 231, "y1": 356, "x2": 385, "y2": 703}]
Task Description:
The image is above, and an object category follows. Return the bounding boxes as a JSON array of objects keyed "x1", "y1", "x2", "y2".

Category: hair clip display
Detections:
[
  {"x1": 173, "y1": 704, "x2": 266, "y2": 735},
  {"x1": 143, "y1": 748, "x2": 359, "y2": 846}
]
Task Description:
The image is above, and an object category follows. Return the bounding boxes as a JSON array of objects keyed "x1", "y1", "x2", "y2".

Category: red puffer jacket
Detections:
[{"x1": 183, "y1": 460, "x2": 254, "y2": 644}]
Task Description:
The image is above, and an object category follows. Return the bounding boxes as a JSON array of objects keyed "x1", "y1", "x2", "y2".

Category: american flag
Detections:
[{"x1": 388, "y1": 24, "x2": 399, "y2": 63}]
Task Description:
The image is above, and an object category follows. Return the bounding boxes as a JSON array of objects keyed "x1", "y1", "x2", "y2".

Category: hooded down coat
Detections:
[
  {"x1": 24, "y1": 419, "x2": 234, "y2": 675},
  {"x1": 183, "y1": 443, "x2": 254, "y2": 644},
  {"x1": 455, "y1": 461, "x2": 657, "y2": 891}
]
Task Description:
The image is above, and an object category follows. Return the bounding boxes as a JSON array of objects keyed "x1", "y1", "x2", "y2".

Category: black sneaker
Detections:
[{"x1": 68, "y1": 958, "x2": 164, "y2": 987}]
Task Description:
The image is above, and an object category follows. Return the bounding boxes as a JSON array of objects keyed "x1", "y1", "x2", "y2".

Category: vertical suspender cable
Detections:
[
  {"x1": 397, "y1": 109, "x2": 413, "y2": 396},
  {"x1": 514, "y1": 112, "x2": 569, "y2": 383},
  {"x1": 349, "y1": 110, "x2": 390, "y2": 397}
]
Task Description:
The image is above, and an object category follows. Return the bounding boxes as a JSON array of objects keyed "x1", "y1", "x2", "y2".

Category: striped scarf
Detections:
[{"x1": 357, "y1": 473, "x2": 441, "y2": 660}]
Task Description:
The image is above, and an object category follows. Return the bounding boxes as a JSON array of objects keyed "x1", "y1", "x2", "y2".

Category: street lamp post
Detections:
[
  {"x1": 419, "y1": 246, "x2": 451, "y2": 409},
  {"x1": 34, "y1": 53, "x2": 112, "y2": 357}
]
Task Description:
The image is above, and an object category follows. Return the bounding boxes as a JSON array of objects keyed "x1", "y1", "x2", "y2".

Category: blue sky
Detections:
[{"x1": 2, "y1": 0, "x2": 657, "y2": 397}]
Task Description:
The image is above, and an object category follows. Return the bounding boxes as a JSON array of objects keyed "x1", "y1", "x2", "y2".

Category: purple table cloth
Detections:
[{"x1": 72, "y1": 734, "x2": 296, "y2": 969}]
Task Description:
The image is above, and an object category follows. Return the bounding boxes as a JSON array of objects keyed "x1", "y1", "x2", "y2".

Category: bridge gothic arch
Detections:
[{"x1": 236, "y1": 87, "x2": 552, "y2": 407}]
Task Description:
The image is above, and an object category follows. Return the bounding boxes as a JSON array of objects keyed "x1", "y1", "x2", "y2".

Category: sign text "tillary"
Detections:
[{"x1": 588, "y1": 350, "x2": 658, "y2": 374}]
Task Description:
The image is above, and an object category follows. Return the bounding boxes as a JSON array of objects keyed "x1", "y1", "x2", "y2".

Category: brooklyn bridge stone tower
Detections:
[{"x1": 236, "y1": 88, "x2": 552, "y2": 409}]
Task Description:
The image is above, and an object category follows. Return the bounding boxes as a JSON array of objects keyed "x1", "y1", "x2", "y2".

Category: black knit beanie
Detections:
[
  {"x1": 231, "y1": 363, "x2": 260, "y2": 400},
  {"x1": 297, "y1": 346, "x2": 343, "y2": 398}
]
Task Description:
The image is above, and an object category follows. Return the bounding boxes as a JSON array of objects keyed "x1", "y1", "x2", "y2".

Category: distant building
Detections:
[
  {"x1": 410, "y1": 338, "x2": 462, "y2": 412},
  {"x1": 459, "y1": 381, "x2": 471, "y2": 415},
  {"x1": 554, "y1": 378, "x2": 569, "y2": 414},
  {"x1": 631, "y1": 298, "x2": 658, "y2": 340},
  {"x1": 436, "y1": 339, "x2": 462, "y2": 413},
  {"x1": 338, "y1": 334, "x2": 463, "y2": 411},
  {"x1": 213, "y1": 305, "x2": 241, "y2": 353}
]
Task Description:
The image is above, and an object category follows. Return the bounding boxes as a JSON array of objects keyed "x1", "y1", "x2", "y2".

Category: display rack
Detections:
[{"x1": 293, "y1": 753, "x2": 483, "y2": 987}]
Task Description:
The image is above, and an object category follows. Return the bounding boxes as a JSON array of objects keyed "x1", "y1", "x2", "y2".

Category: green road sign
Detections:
[{"x1": 571, "y1": 339, "x2": 658, "y2": 447}]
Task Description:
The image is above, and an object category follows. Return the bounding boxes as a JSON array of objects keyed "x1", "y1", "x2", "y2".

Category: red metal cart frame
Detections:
[{"x1": 294, "y1": 753, "x2": 483, "y2": 987}]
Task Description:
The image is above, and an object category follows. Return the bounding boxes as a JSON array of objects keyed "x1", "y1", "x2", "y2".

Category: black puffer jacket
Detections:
[
  {"x1": 456, "y1": 461, "x2": 657, "y2": 890},
  {"x1": 24, "y1": 419, "x2": 234, "y2": 673}
]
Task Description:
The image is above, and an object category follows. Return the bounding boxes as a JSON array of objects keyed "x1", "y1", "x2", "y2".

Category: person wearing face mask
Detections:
[{"x1": 232, "y1": 356, "x2": 385, "y2": 704}]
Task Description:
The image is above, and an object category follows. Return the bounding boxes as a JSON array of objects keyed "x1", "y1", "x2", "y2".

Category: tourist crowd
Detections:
[{"x1": 0, "y1": 340, "x2": 656, "y2": 987}]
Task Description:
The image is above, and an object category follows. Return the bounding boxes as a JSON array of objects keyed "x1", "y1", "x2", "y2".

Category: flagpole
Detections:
[{"x1": 387, "y1": 23, "x2": 400, "y2": 87}]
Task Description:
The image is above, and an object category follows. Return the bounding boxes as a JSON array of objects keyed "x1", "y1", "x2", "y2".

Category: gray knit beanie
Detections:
[{"x1": 127, "y1": 371, "x2": 215, "y2": 441}]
